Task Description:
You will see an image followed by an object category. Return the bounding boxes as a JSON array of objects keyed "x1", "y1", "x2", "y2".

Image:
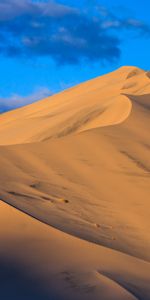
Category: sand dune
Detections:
[
  {"x1": 0, "y1": 66, "x2": 150, "y2": 299},
  {"x1": 0, "y1": 66, "x2": 149, "y2": 145},
  {"x1": 0, "y1": 201, "x2": 150, "y2": 300}
]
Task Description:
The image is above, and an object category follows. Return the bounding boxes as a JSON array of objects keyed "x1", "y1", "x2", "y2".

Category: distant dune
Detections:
[{"x1": 0, "y1": 66, "x2": 150, "y2": 299}]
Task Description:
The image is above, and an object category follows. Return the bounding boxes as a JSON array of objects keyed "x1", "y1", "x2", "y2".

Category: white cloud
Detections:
[
  {"x1": 101, "y1": 20, "x2": 121, "y2": 29},
  {"x1": 0, "y1": 86, "x2": 52, "y2": 113}
]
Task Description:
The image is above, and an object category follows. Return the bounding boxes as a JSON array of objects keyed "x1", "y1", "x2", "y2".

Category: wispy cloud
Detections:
[
  {"x1": 0, "y1": 0, "x2": 149, "y2": 65},
  {"x1": 0, "y1": 86, "x2": 52, "y2": 113}
]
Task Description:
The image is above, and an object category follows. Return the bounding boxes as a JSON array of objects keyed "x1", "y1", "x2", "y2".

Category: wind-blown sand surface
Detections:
[
  {"x1": 0, "y1": 201, "x2": 150, "y2": 300},
  {"x1": 0, "y1": 66, "x2": 150, "y2": 299}
]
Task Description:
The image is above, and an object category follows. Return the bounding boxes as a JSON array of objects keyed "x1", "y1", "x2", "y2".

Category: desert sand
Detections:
[{"x1": 0, "y1": 66, "x2": 150, "y2": 299}]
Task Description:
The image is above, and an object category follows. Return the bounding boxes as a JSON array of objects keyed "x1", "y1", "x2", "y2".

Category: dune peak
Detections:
[
  {"x1": 0, "y1": 65, "x2": 150, "y2": 300},
  {"x1": 0, "y1": 66, "x2": 149, "y2": 145}
]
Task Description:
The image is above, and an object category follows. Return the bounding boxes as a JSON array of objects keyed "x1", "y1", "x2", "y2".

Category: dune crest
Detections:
[
  {"x1": 0, "y1": 66, "x2": 149, "y2": 145},
  {"x1": 0, "y1": 66, "x2": 150, "y2": 299}
]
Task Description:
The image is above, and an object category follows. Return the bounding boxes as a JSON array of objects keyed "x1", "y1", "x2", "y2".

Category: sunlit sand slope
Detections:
[
  {"x1": 0, "y1": 66, "x2": 149, "y2": 145},
  {"x1": 0, "y1": 66, "x2": 150, "y2": 259},
  {"x1": 0, "y1": 201, "x2": 150, "y2": 300},
  {"x1": 0, "y1": 66, "x2": 150, "y2": 299}
]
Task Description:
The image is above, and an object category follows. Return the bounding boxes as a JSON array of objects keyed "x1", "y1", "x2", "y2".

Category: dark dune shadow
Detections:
[
  {"x1": 99, "y1": 271, "x2": 148, "y2": 300},
  {"x1": 124, "y1": 93, "x2": 150, "y2": 110},
  {"x1": 146, "y1": 71, "x2": 150, "y2": 79},
  {"x1": 0, "y1": 259, "x2": 59, "y2": 300}
]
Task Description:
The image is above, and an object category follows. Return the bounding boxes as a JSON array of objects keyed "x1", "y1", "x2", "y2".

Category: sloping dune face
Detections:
[
  {"x1": 0, "y1": 66, "x2": 150, "y2": 299},
  {"x1": 0, "y1": 66, "x2": 142, "y2": 145},
  {"x1": 0, "y1": 66, "x2": 149, "y2": 145},
  {"x1": 0, "y1": 201, "x2": 150, "y2": 300}
]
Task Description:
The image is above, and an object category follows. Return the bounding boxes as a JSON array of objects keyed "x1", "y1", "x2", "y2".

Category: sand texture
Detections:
[{"x1": 0, "y1": 66, "x2": 150, "y2": 299}]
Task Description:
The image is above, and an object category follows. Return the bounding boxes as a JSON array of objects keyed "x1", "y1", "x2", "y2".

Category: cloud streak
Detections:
[
  {"x1": 0, "y1": 0, "x2": 149, "y2": 65},
  {"x1": 0, "y1": 86, "x2": 52, "y2": 113}
]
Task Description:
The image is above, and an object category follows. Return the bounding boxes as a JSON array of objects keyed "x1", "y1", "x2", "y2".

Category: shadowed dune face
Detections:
[
  {"x1": 0, "y1": 260, "x2": 53, "y2": 300},
  {"x1": 0, "y1": 66, "x2": 150, "y2": 299},
  {"x1": 146, "y1": 71, "x2": 150, "y2": 79},
  {"x1": 0, "y1": 201, "x2": 150, "y2": 300},
  {"x1": 126, "y1": 93, "x2": 150, "y2": 110},
  {"x1": 0, "y1": 66, "x2": 149, "y2": 145}
]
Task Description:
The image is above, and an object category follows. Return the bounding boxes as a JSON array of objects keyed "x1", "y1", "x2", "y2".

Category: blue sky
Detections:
[{"x1": 0, "y1": 0, "x2": 150, "y2": 112}]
